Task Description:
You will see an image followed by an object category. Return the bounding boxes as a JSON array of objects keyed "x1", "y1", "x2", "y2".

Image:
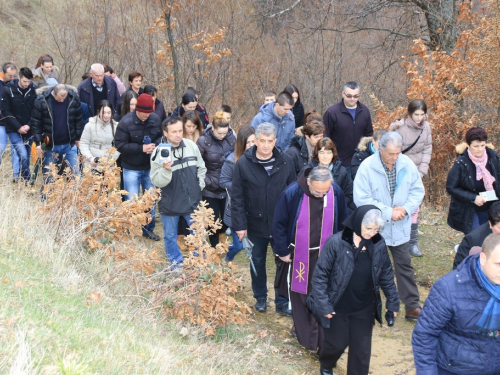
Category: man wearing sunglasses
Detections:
[{"x1": 323, "y1": 81, "x2": 373, "y2": 177}]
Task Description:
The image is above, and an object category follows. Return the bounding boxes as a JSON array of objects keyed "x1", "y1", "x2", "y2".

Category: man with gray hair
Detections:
[
  {"x1": 31, "y1": 83, "x2": 83, "y2": 183},
  {"x1": 354, "y1": 131, "x2": 424, "y2": 320},
  {"x1": 323, "y1": 81, "x2": 373, "y2": 176},
  {"x1": 231, "y1": 122, "x2": 296, "y2": 314},
  {"x1": 273, "y1": 166, "x2": 348, "y2": 349},
  {"x1": 77, "y1": 63, "x2": 121, "y2": 120}
]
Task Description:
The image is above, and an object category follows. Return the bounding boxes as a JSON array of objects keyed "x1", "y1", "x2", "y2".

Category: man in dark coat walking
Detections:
[
  {"x1": 231, "y1": 122, "x2": 296, "y2": 314},
  {"x1": 323, "y1": 81, "x2": 373, "y2": 175},
  {"x1": 0, "y1": 67, "x2": 37, "y2": 181},
  {"x1": 78, "y1": 63, "x2": 121, "y2": 120}
]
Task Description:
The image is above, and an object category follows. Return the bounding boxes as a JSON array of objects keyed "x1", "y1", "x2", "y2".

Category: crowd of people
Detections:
[{"x1": 1, "y1": 57, "x2": 499, "y2": 375}]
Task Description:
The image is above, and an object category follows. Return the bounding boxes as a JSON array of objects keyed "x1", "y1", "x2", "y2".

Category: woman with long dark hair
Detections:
[
  {"x1": 80, "y1": 100, "x2": 120, "y2": 168},
  {"x1": 219, "y1": 124, "x2": 256, "y2": 260},
  {"x1": 284, "y1": 84, "x2": 304, "y2": 129}
]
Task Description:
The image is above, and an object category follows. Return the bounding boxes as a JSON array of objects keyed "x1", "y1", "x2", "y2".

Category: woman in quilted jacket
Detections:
[{"x1": 390, "y1": 99, "x2": 432, "y2": 257}]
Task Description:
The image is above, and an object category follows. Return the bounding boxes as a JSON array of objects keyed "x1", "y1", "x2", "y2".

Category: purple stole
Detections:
[{"x1": 291, "y1": 187, "x2": 334, "y2": 295}]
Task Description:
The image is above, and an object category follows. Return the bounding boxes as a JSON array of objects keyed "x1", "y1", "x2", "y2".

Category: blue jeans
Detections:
[
  {"x1": 7, "y1": 132, "x2": 30, "y2": 181},
  {"x1": 161, "y1": 214, "x2": 193, "y2": 265},
  {"x1": 247, "y1": 234, "x2": 289, "y2": 307},
  {"x1": 123, "y1": 168, "x2": 155, "y2": 234},
  {"x1": 226, "y1": 228, "x2": 243, "y2": 261},
  {"x1": 42, "y1": 143, "x2": 79, "y2": 183},
  {"x1": 472, "y1": 211, "x2": 489, "y2": 231},
  {"x1": 0, "y1": 125, "x2": 20, "y2": 178}
]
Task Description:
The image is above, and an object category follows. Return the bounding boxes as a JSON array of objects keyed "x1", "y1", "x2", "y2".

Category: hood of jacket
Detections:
[
  {"x1": 37, "y1": 84, "x2": 78, "y2": 97},
  {"x1": 5, "y1": 79, "x2": 36, "y2": 95},
  {"x1": 456, "y1": 142, "x2": 495, "y2": 155},
  {"x1": 356, "y1": 136, "x2": 373, "y2": 151},
  {"x1": 32, "y1": 66, "x2": 59, "y2": 78},
  {"x1": 390, "y1": 117, "x2": 429, "y2": 131},
  {"x1": 258, "y1": 102, "x2": 294, "y2": 122}
]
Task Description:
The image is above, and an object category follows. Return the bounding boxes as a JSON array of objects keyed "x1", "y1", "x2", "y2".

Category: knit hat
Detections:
[{"x1": 136, "y1": 93, "x2": 154, "y2": 113}]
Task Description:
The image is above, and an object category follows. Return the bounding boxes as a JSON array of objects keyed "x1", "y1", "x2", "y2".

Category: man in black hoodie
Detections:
[{"x1": 0, "y1": 67, "x2": 37, "y2": 181}]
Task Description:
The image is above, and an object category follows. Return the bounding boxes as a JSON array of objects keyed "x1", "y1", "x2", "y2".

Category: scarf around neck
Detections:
[
  {"x1": 475, "y1": 257, "x2": 500, "y2": 338},
  {"x1": 468, "y1": 148, "x2": 496, "y2": 191}
]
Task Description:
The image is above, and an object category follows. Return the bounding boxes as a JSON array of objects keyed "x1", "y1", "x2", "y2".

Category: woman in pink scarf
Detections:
[{"x1": 446, "y1": 127, "x2": 500, "y2": 234}]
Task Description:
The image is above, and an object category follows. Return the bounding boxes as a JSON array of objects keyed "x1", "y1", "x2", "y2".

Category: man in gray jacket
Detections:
[
  {"x1": 354, "y1": 132, "x2": 424, "y2": 320},
  {"x1": 150, "y1": 116, "x2": 206, "y2": 269}
]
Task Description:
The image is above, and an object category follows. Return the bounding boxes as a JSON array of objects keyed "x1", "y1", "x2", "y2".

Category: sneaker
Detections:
[
  {"x1": 143, "y1": 231, "x2": 160, "y2": 241},
  {"x1": 454, "y1": 244, "x2": 459, "y2": 253},
  {"x1": 255, "y1": 299, "x2": 267, "y2": 312},
  {"x1": 276, "y1": 304, "x2": 292, "y2": 317}
]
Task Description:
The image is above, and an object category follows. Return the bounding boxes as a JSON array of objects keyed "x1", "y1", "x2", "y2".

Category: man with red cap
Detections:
[{"x1": 115, "y1": 93, "x2": 163, "y2": 240}]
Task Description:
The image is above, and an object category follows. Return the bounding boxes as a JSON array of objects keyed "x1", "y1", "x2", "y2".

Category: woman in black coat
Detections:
[
  {"x1": 446, "y1": 127, "x2": 500, "y2": 235},
  {"x1": 300, "y1": 137, "x2": 355, "y2": 211},
  {"x1": 196, "y1": 111, "x2": 236, "y2": 247},
  {"x1": 284, "y1": 84, "x2": 304, "y2": 128},
  {"x1": 306, "y1": 205, "x2": 399, "y2": 375}
]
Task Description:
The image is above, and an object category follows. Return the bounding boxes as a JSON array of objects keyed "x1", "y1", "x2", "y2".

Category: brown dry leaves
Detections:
[
  {"x1": 40, "y1": 154, "x2": 161, "y2": 275},
  {"x1": 371, "y1": 0, "x2": 500, "y2": 208},
  {"x1": 155, "y1": 201, "x2": 251, "y2": 335}
]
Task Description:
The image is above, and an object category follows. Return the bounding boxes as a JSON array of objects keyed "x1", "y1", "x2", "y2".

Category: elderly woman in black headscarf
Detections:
[{"x1": 306, "y1": 205, "x2": 400, "y2": 375}]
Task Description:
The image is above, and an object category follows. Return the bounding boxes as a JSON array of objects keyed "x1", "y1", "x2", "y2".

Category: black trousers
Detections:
[
  {"x1": 203, "y1": 196, "x2": 227, "y2": 247},
  {"x1": 319, "y1": 302, "x2": 374, "y2": 375}
]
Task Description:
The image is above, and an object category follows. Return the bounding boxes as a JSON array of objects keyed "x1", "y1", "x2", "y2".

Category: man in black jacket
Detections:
[
  {"x1": 115, "y1": 93, "x2": 162, "y2": 241},
  {"x1": 231, "y1": 122, "x2": 296, "y2": 314},
  {"x1": 453, "y1": 201, "x2": 500, "y2": 269},
  {"x1": 0, "y1": 67, "x2": 37, "y2": 181},
  {"x1": 0, "y1": 62, "x2": 20, "y2": 181},
  {"x1": 32, "y1": 83, "x2": 83, "y2": 182},
  {"x1": 323, "y1": 81, "x2": 373, "y2": 176}
]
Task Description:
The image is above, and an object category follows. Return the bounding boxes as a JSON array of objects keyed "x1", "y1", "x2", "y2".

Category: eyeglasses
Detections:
[
  {"x1": 363, "y1": 227, "x2": 380, "y2": 234},
  {"x1": 344, "y1": 94, "x2": 360, "y2": 99},
  {"x1": 318, "y1": 150, "x2": 333, "y2": 155}
]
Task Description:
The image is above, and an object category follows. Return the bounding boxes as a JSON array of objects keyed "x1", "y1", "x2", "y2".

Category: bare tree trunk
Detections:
[{"x1": 163, "y1": 7, "x2": 180, "y2": 104}]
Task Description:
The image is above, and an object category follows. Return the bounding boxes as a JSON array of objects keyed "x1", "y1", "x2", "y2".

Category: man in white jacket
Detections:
[{"x1": 354, "y1": 132, "x2": 424, "y2": 320}]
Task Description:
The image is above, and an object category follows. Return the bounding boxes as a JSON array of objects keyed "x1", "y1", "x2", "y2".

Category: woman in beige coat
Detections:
[
  {"x1": 79, "y1": 100, "x2": 120, "y2": 169},
  {"x1": 390, "y1": 99, "x2": 432, "y2": 257}
]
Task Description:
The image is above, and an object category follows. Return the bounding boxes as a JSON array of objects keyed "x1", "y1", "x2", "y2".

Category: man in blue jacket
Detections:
[
  {"x1": 251, "y1": 91, "x2": 295, "y2": 152},
  {"x1": 354, "y1": 132, "x2": 424, "y2": 320},
  {"x1": 412, "y1": 233, "x2": 500, "y2": 375}
]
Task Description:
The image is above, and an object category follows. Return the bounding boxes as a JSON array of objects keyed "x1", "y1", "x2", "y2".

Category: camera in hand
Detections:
[
  {"x1": 385, "y1": 311, "x2": 395, "y2": 327},
  {"x1": 154, "y1": 143, "x2": 172, "y2": 164}
]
